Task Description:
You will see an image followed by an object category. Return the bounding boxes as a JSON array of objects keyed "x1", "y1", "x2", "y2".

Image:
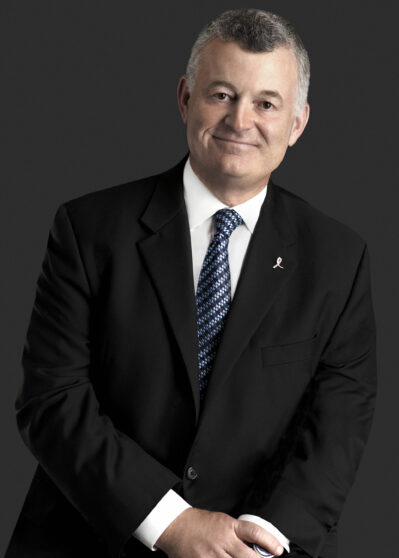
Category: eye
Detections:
[
  {"x1": 214, "y1": 92, "x2": 230, "y2": 101},
  {"x1": 260, "y1": 100, "x2": 273, "y2": 110}
]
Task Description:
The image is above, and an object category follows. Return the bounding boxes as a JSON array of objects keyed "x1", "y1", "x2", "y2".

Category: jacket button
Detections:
[{"x1": 186, "y1": 466, "x2": 198, "y2": 480}]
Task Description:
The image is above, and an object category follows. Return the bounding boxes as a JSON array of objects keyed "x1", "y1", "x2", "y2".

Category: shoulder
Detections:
[
  {"x1": 62, "y1": 172, "x2": 159, "y2": 224},
  {"x1": 52, "y1": 174, "x2": 158, "y2": 248},
  {"x1": 273, "y1": 182, "x2": 367, "y2": 264},
  {"x1": 53, "y1": 157, "x2": 186, "y2": 239}
]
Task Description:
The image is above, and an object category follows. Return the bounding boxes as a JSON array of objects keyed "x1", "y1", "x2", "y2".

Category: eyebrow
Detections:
[{"x1": 207, "y1": 80, "x2": 283, "y2": 104}]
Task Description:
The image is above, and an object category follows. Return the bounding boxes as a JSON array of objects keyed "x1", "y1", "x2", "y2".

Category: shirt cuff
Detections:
[
  {"x1": 132, "y1": 489, "x2": 192, "y2": 551},
  {"x1": 238, "y1": 514, "x2": 290, "y2": 554}
]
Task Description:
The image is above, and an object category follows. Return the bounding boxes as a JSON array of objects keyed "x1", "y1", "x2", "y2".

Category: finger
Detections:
[
  {"x1": 235, "y1": 520, "x2": 284, "y2": 556},
  {"x1": 227, "y1": 538, "x2": 262, "y2": 558}
]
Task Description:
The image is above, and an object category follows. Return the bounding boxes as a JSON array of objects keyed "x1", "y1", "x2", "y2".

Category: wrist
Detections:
[{"x1": 155, "y1": 507, "x2": 195, "y2": 552}]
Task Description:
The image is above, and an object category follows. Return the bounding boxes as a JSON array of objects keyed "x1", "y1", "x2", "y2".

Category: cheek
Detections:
[
  {"x1": 190, "y1": 104, "x2": 225, "y2": 133},
  {"x1": 260, "y1": 119, "x2": 293, "y2": 145}
]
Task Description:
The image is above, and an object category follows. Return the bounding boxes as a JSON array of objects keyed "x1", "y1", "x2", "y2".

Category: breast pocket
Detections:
[{"x1": 261, "y1": 333, "x2": 318, "y2": 367}]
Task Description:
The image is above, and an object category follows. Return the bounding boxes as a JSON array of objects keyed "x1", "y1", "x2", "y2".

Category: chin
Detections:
[{"x1": 215, "y1": 154, "x2": 253, "y2": 179}]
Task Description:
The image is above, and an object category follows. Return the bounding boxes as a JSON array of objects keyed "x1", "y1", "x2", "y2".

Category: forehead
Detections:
[{"x1": 195, "y1": 38, "x2": 298, "y2": 94}]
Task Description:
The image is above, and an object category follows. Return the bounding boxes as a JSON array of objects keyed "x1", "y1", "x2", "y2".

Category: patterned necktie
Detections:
[{"x1": 196, "y1": 208, "x2": 243, "y2": 399}]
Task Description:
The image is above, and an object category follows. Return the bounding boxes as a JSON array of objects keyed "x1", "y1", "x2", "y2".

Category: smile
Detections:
[{"x1": 212, "y1": 135, "x2": 257, "y2": 147}]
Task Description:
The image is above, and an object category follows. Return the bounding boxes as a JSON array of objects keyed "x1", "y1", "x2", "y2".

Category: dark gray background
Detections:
[{"x1": 1, "y1": 1, "x2": 398, "y2": 556}]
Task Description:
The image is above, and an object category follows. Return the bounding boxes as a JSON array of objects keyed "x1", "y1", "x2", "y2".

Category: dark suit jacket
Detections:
[{"x1": 6, "y1": 156, "x2": 377, "y2": 558}]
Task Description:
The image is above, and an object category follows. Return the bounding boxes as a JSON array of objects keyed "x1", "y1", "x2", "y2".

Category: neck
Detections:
[{"x1": 190, "y1": 159, "x2": 269, "y2": 207}]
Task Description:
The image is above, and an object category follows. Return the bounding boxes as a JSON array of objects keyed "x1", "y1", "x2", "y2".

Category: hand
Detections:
[{"x1": 155, "y1": 508, "x2": 285, "y2": 558}]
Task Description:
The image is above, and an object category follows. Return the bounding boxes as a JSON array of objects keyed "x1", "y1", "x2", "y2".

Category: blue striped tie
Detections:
[{"x1": 196, "y1": 208, "x2": 243, "y2": 399}]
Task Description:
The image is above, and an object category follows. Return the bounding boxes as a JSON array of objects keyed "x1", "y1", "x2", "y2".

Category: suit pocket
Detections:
[{"x1": 261, "y1": 333, "x2": 318, "y2": 366}]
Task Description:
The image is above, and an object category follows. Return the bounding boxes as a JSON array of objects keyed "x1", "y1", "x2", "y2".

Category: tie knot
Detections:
[{"x1": 214, "y1": 209, "x2": 243, "y2": 239}]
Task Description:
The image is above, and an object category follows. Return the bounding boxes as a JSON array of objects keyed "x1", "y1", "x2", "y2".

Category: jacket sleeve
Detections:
[
  {"x1": 242, "y1": 244, "x2": 377, "y2": 558},
  {"x1": 16, "y1": 204, "x2": 181, "y2": 558}
]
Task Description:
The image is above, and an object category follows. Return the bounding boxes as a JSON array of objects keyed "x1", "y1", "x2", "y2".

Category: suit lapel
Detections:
[
  {"x1": 137, "y1": 157, "x2": 201, "y2": 420},
  {"x1": 201, "y1": 181, "x2": 299, "y2": 412}
]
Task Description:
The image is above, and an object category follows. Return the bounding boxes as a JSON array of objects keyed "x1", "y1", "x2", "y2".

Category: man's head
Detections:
[
  {"x1": 177, "y1": 9, "x2": 311, "y2": 204},
  {"x1": 186, "y1": 9, "x2": 310, "y2": 116}
]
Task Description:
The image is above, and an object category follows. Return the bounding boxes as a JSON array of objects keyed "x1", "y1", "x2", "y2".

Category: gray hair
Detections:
[{"x1": 186, "y1": 9, "x2": 310, "y2": 114}]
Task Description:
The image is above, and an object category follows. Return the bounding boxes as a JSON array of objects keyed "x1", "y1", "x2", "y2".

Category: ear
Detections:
[
  {"x1": 288, "y1": 103, "x2": 310, "y2": 147},
  {"x1": 177, "y1": 76, "x2": 191, "y2": 124}
]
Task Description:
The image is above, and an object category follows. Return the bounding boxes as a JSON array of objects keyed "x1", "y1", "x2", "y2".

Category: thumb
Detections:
[{"x1": 235, "y1": 520, "x2": 285, "y2": 556}]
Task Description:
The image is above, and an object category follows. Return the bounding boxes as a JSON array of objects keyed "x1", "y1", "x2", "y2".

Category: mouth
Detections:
[{"x1": 212, "y1": 135, "x2": 257, "y2": 147}]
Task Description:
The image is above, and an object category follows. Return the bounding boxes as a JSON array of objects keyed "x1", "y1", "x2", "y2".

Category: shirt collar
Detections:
[{"x1": 183, "y1": 157, "x2": 268, "y2": 234}]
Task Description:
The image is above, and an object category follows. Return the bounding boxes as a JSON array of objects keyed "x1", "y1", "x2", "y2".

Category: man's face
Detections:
[{"x1": 177, "y1": 38, "x2": 309, "y2": 194}]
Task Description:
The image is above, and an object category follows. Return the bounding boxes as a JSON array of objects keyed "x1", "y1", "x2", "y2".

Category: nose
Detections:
[{"x1": 224, "y1": 99, "x2": 253, "y2": 133}]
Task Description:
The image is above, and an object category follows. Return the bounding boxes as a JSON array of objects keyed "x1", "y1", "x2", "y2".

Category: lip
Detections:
[{"x1": 212, "y1": 135, "x2": 257, "y2": 147}]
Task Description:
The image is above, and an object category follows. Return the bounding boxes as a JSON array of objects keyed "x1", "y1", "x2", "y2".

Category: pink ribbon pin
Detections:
[{"x1": 273, "y1": 257, "x2": 284, "y2": 269}]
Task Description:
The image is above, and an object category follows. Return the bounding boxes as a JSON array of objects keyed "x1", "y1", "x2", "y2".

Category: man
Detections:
[{"x1": 6, "y1": 9, "x2": 376, "y2": 558}]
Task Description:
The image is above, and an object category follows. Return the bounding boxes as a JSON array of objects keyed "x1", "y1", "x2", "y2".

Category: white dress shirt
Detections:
[{"x1": 133, "y1": 158, "x2": 290, "y2": 555}]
